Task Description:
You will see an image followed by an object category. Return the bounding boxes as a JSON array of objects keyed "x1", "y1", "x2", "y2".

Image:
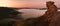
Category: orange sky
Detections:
[
  {"x1": 0, "y1": 0, "x2": 60, "y2": 8},
  {"x1": 9, "y1": 3, "x2": 46, "y2": 8}
]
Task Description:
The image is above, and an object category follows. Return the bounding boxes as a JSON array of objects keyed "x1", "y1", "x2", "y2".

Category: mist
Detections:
[{"x1": 17, "y1": 9, "x2": 46, "y2": 19}]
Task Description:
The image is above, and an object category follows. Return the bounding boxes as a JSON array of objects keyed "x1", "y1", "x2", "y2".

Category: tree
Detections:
[{"x1": 0, "y1": 7, "x2": 19, "y2": 19}]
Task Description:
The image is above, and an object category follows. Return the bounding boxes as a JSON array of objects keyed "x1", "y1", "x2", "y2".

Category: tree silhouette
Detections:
[
  {"x1": 0, "y1": 7, "x2": 21, "y2": 26},
  {"x1": 0, "y1": 7, "x2": 19, "y2": 19}
]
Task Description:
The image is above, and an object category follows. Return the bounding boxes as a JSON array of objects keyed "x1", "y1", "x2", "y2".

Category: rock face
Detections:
[
  {"x1": 43, "y1": 1, "x2": 58, "y2": 18},
  {"x1": 43, "y1": 1, "x2": 58, "y2": 24},
  {"x1": 43, "y1": 1, "x2": 59, "y2": 26},
  {"x1": 44, "y1": 1, "x2": 60, "y2": 26},
  {"x1": 50, "y1": 12, "x2": 60, "y2": 26}
]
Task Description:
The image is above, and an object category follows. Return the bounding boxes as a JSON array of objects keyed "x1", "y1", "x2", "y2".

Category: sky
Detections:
[{"x1": 0, "y1": 0, "x2": 60, "y2": 8}]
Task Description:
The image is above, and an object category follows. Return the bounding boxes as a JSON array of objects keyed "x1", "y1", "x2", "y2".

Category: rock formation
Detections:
[
  {"x1": 49, "y1": 11, "x2": 60, "y2": 26},
  {"x1": 44, "y1": 1, "x2": 60, "y2": 26},
  {"x1": 43, "y1": 1, "x2": 58, "y2": 20},
  {"x1": 43, "y1": 1, "x2": 58, "y2": 26}
]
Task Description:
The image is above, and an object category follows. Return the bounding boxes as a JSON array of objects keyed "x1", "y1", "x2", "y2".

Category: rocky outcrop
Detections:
[
  {"x1": 49, "y1": 11, "x2": 60, "y2": 26},
  {"x1": 43, "y1": 1, "x2": 58, "y2": 19},
  {"x1": 42, "y1": 1, "x2": 58, "y2": 26}
]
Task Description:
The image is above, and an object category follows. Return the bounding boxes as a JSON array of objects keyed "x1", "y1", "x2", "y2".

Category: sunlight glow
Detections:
[{"x1": 0, "y1": 0, "x2": 9, "y2": 7}]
